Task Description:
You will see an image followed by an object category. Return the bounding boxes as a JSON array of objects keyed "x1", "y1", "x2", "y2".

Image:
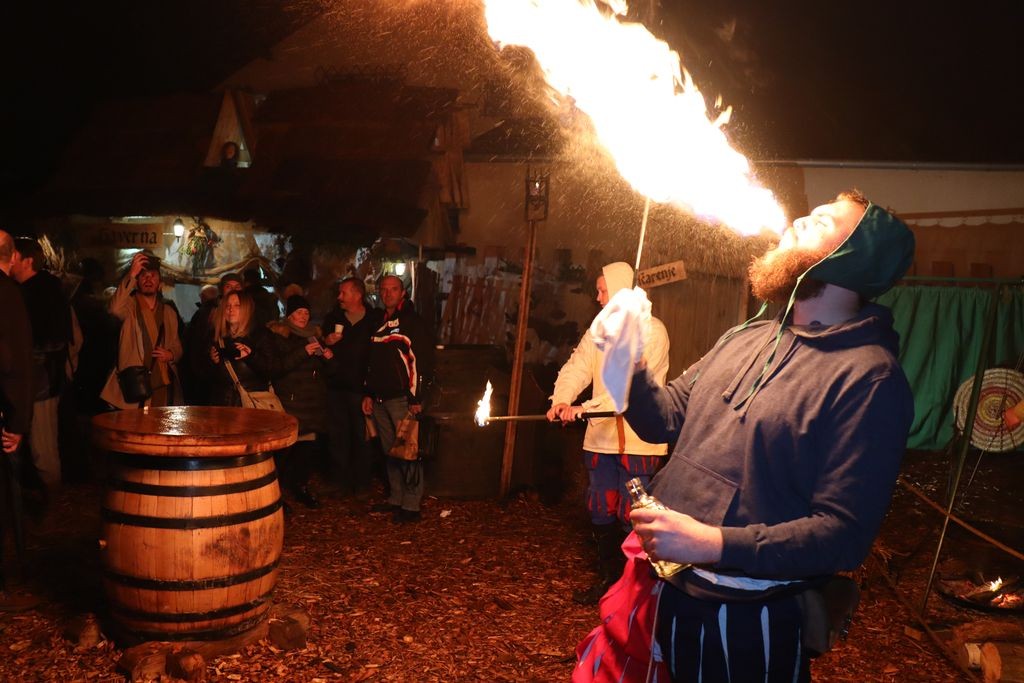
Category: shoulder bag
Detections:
[
  {"x1": 117, "y1": 298, "x2": 160, "y2": 405},
  {"x1": 223, "y1": 357, "x2": 285, "y2": 412}
]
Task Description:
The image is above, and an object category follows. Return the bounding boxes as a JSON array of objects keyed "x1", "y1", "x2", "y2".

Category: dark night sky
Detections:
[
  {"x1": 2, "y1": 1, "x2": 1022, "y2": 212},
  {"x1": 0, "y1": 1, "x2": 317, "y2": 208},
  {"x1": 658, "y1": 1, "x2": 1024, "y2": 164}
]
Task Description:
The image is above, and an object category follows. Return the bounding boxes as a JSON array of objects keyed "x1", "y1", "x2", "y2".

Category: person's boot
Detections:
[
  {"x1": 602, "y1": 525, "x2": 628, "y2": 583},
  {"x1": 294, "y1": 486, "x2": 321, "y2": 510},
  {"x1": 573, "y1": 523, "x2": 627, "y2": 605},
  {"x1": 0, "y1": 571, "x2": 41, "y2": 613}
]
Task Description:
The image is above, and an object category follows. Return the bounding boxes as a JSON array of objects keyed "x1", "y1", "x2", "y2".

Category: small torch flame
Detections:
[
  {"x1": 475, "y1": 381, "x2": 494, "y2": 427},
  {"x1": 483, "y1": 0, "x2": 787, "y2": 235},
  {"x1": 989, "y1": 577, "x2": 1005, "y2": 592}
]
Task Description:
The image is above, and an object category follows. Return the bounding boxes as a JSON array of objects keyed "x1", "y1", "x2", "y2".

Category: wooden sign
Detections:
[
  {"x1": 79, "y1": 225, "x2": 163, "y2": 249},
  {"x1": 637, "y1": 260, "x2": 687, "y2": 288}
]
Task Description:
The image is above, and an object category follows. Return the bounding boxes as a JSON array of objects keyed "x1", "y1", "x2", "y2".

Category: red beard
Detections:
[{"x1": 748, "y1": 245, "x2": 830, "y2": 304}]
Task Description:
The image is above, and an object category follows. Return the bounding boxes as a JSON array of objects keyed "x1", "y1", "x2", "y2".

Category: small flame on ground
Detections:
[
  {"x1": 483, "y1": 0, "x2": 787, "y2": 235},
  {"x1": 475, "y1": 381, "x2": 494, "y2": 426},
  {"x1": 989, "y1": 577, "x2": 1005, "y2": 592}
]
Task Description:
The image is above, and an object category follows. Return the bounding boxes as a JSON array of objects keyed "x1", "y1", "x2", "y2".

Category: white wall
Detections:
[{"x1": 800, "y1": 166, "x2": 1024, "y2": 214}]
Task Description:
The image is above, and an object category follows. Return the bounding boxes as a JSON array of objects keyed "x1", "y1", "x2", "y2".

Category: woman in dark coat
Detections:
[
  {"x1": 267, "y1": 295, "x2": 332, "y2": 508},
  {"x1": 207, "y1": 291, "x2": 274, "y2": 407}
]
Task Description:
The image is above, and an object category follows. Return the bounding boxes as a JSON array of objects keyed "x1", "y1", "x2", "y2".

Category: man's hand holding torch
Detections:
[{"x1": 546, "y1": 403, "x2": 585, "y2": 423}]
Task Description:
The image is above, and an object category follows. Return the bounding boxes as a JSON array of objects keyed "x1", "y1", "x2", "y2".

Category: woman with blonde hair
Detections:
[{"x1": 207, "y1": 290, "x2": 273, "y2": 407}]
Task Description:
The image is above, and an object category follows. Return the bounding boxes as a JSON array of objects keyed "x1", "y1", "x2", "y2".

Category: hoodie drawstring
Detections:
[
  {"x1": 722, "y1": 324, "x2": 777, "y2": 403},
  {"x1": 732, "y1": 273, "x2": 805, "y2": 412}
]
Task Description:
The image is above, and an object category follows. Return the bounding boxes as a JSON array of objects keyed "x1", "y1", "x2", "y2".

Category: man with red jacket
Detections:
[{"x1": 362, "y1": 275, "x2": 434, "y2": 523}]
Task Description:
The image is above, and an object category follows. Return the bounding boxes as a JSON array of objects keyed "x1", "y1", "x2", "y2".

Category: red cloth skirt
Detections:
[{"x1": 573, "y1": 531, "x2": 672, "y2": 683}]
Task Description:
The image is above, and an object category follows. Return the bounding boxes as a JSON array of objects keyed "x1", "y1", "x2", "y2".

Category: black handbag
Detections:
[
  {"x1": 794, "y1": 575, "x2": 861, "y2": 657},
  {"x1": 117, "y1": 365, "x2": 152, "y2": 403},
  {"x1": 118, "y1": 297, "x2": 162, "y2": 405},
  {"x1": 417, "y1": 414, "x2": 438, "y2": 461}
]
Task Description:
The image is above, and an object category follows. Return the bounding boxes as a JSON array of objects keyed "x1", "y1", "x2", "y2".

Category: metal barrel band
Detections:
[
  {"x1": 103, "y1": 558, "x2": 279, "y2": 590},
  {"x1": 106, "y1": 450, "x2": 275, "y2": 471},
  {"x1": 108, "y1": 592, "x2": 273, "y2": 623},
  {"x1": 105, "y1": 470, "x2": 279, "y2": 497},
  {"x1": 101, "y1": 499, "x2": 283, "y2": 530},
  {"x1": 117, "y1": 612, "x2": 269, "y2": 642}
]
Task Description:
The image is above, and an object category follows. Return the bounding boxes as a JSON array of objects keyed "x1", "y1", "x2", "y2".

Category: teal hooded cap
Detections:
[{"x1": 805, "y1": 203, "x2": 915, "y2": 298}]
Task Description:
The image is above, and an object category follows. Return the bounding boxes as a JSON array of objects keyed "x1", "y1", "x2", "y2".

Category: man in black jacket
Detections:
[
  {"x1": 362, "y1": 275, "x2": 434, "y2": 523},
  {"x1": 0, "y1": 230, "x2": 35, "y2": 602},
  {"x1": 243, "y1": 266, "x2": 280, "y2": 329},
  {"x1": 11, "y1": 238, "x2": 72, "y2": 489},
  {"x1": 324, "y1": 277, "x2": 382, "y2": 498}
]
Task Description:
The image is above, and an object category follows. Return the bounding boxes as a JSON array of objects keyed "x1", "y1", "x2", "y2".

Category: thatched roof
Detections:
[
  {"x1": 41, "y1": 93, "x2": 227, "y2": 216},
  {"x1": 467, "y1": 117, "x2": 565, "y2": 161},
  {"x1": 35, "y1": 80, "x2": 460, "y2": 244}
]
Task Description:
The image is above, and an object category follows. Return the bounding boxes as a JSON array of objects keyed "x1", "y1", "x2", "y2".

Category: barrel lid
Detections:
[{"x1": 92, "y1": 406, "x2": 298, "y2": 456}]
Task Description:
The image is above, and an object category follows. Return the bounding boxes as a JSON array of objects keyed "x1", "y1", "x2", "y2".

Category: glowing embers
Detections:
[{"x1": 938, "y1": 575, "x2": 1024, "y2": 613}]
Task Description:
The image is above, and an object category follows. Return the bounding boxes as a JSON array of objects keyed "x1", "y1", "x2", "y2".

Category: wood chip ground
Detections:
[{"x1": 3, "y1": 450, "x2": 1016, "y2": 681}]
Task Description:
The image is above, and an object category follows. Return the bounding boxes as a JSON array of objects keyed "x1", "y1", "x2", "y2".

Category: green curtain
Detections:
[{"x1": 876, "y1": 285, "x2": 1024, "y2": 451}]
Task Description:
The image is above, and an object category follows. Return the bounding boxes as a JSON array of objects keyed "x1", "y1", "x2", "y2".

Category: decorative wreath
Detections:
[{"x1": 178, "y1": 218, "x2": 221, "y2": 274}]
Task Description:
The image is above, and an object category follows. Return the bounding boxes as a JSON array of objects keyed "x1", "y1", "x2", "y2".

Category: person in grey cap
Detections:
[{"x1": 574, "y1": 190, "x2": 916, "y2": 683}]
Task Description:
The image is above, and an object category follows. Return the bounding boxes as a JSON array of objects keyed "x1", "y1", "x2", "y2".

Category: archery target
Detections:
[{"x1": 954, "y1": 368, "x2": 1024, "y2": 452}]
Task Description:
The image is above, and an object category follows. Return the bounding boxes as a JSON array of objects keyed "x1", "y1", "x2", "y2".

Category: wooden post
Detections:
[
  {"x1": 500, "y1": 169, "x2": 548, "y2": 497},
  {"x1": 500, "y1": 218, "x2": 538, "y2": 497}
]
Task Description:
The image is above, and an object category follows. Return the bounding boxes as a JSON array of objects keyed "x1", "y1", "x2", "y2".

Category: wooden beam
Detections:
[{"x1": 500, "y1": 219, "x2": 538, "y2": 497}]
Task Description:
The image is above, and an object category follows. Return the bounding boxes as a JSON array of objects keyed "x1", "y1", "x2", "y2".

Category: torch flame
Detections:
[
  {"x1": 989, "y1": 577, "x2": 1004, "y2": 592},
  {"x1": 483, "y1": 0, "x2": 787, "y2": 235},
  {"x1": 475, "y1": 381, "x2": 494, "y2": 426}
]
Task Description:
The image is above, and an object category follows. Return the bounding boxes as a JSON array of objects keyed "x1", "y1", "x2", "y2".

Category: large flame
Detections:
[
  {"x1": 475, "y1": 381, "x2": 494, "y2": 426},
  {"x1": 483, "y1": 0, "x2": 787, "y2": 235}
]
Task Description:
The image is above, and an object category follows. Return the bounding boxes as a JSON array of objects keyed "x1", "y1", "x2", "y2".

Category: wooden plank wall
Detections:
[
  {"x1": 907, "y1": 222, "x2": 1023, "y2": 280},
  {"x1": 438, "y1": 269, "x2": 750, "y2": 381},
  {"x1": 647, "y1": 271, "x2": 748, "y2": 378}
]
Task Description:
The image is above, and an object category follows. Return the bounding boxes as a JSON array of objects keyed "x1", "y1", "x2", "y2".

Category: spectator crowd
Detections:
[{"x1": 0, "y1": 236, "x2": 435, "y2": 607}]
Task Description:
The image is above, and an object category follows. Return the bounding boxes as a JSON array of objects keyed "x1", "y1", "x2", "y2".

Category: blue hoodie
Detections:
[{"x1": 625, "y1": 303, "x2": 913, "y2": 580}]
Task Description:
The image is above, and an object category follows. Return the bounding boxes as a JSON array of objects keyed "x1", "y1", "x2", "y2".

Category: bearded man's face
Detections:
[
  {"x1": 748, "y1": 198, "x2": 864, "y2": 303},
  {"x1": 749, "y1": 247, "x2": 829, "y2": 303},
  {"x1": 136, "y1": 269, "x2": 161, "y2": 295}
]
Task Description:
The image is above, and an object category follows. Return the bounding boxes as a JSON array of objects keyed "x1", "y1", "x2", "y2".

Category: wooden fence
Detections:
[
  {"x1": 437, "y1": 267, "x2": 751, "y2": 380},
  {"x1": 438, "y1": 274, "x2": 519, "y2": 346}
]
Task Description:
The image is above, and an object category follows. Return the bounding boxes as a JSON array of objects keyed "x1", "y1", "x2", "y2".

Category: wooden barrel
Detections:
[{"x1": 92, "y1": 406, "x2": 297, "y2": 642}]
